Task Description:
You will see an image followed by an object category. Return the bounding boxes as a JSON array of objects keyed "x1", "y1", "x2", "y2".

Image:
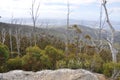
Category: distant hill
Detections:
[
  {"x1": 0, "y1": 22, "x2": 120, "y2": 43},
  {"x1": 1, "y1": 18, "x2": 120, "y2": 30},
  {"x1": 0, "y1": 22, "x2": 49, "y2": 37}
]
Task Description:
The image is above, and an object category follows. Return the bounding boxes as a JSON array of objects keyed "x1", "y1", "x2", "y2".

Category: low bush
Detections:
[{"x1": 6, "y1": 57, "x2": 22, "y2": 70}]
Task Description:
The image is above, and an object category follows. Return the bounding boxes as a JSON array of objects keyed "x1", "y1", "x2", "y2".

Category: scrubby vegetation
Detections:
[{"x1": 0, "y1": 24, "x2": 120, "y2": 80}]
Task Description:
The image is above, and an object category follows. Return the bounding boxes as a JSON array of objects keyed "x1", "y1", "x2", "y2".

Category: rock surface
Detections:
[{"x1": 0, "y1": 69, "x2": 107, "y2": 80}]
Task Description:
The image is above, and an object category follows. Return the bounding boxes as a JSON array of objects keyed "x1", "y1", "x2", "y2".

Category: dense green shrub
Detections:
[
  {"x1": 90, "y1": 54, "x2": 104, "y2": 73},
  {"x1": 67, "y1": 59, "x2": 83, "y2": 69},
  {"x1": 56, "y1": 60, "x2": 67, "y2": 68},
  {"x1": 103, "y1": 62, "x2": 120, "y2": 77},
  {"x1": 0, "y1": 65, "x2": 8, "y2": 73},
  {"x1": 56, "y1": 53, "x2": 91, "y2": 69},
  {"x1": 56, "y1": 59, "x2": 83, "y2": 69},
  {"x1": 22, "y1": 46, "x2": 51, "y2": 71},
  {"x1": 40, "y1": 53, "x2": 52, "y2": 69},
  {"x1": 6, "y1": 57, "x2": 22, "y2": 70},
  {"x1": 26, "y1": 46, "x2": 42, "y2": 55},
  {"x1": 0, "y1": 43, "x2": 9, "y2": 62},
  {"x1": 103, "y1": 62, "x2": 114, "y2": 77},
  {"x1": 44, "y1": 46, "x2": 64, "y2": 69},
  {"x1": 76, "y1": 54, "x2": 91, "y2": 69},
  {"x1": 21, "y1": 54, "x2": 32, "y2": 71},
  {"x1": 0, "y1": 43, "x2": 9, "y2": 72},
  {"x1": 99, "y1": 49, "x2": 112, "y2": 62}
]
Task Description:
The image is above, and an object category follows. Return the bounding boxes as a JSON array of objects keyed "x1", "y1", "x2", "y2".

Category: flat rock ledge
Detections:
[{"x1": 0, "y1": 69, "x2": 107, "y2": 80}]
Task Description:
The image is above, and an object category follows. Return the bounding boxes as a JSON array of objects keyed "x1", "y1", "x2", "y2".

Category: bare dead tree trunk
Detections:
[
  {"x1": 28, "y1": 33, "x2": 32, "y2": 46},
  {"x1": 102, "y1": 0, "x2": 118, "y2": 79},
  {"x1": 15, "y1": 28, "x2": 21, "y2": 56},
  {"x1": 9, "y1": 29, "x2": 13, "y2": 53},
  {"x1": 1, "y1": 28, "x2": 6, "y2": 44},
  {"x1": 65, "y1": 0, "x2": 70, "y2": 56},
  {"x1": 99, "y1": 3, "x2": 103, "y2": 40},
  {"x1": 30, "y1": 0, "x2": 40, "y2": 46}
]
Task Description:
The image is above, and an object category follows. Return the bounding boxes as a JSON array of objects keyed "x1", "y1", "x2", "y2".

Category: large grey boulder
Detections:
[{"x1": 0, "y1": 69, "x2": 107, "y2": 80}]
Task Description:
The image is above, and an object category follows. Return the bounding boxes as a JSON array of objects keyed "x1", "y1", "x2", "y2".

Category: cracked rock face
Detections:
[{"x1": 0, "y1": 69, "x2": 107, "y2": 80}]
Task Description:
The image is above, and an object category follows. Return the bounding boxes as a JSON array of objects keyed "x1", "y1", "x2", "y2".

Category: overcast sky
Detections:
[{"x1": 0, "y1": 0, "x2": 120, "y2": 21}]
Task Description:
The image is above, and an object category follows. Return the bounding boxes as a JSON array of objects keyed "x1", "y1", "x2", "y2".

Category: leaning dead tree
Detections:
[
  {"x1": 102, "y1": 0, "x2": 119, "y2": 79},
  {"x1": 102, "y1": 0, "x2": 117, "y2": 64},
  {"x1": 30, "y1": 0, "x2": 40, "y2": 46}
]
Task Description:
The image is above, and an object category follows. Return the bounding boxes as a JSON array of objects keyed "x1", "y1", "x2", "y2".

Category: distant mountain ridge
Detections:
[
  {"x1": 0, "y1": 18, "x2": 120, "y2": 30},
  {"x1": 0, "y1": 22, "x2": 120, "y2": 43}
]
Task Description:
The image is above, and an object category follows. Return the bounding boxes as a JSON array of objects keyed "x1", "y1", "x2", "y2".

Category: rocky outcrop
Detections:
[{"x1": 0, "y1": 69, "x2": 107, "y2": 80}]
